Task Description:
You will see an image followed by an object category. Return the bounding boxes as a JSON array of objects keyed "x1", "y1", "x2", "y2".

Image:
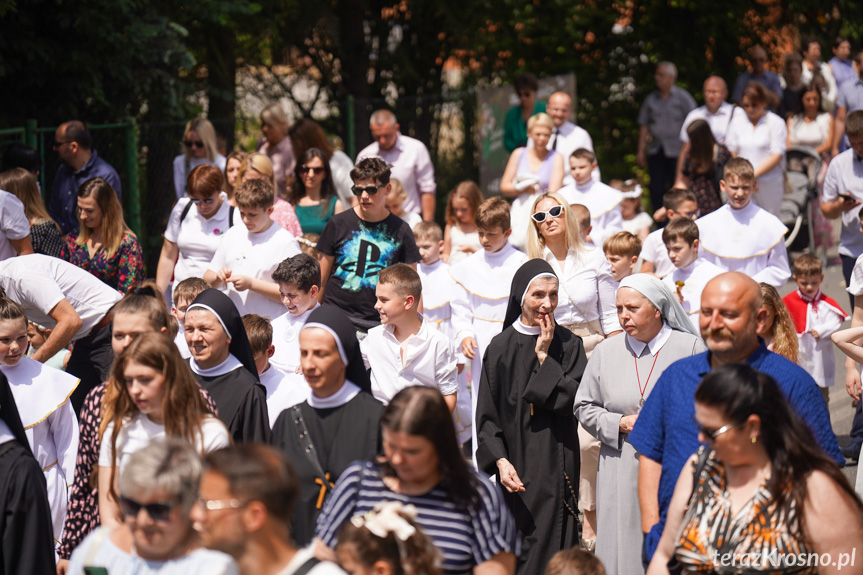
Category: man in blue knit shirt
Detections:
[{"x1": 630, "y1": 272, "x2": 843, "y2": 564}]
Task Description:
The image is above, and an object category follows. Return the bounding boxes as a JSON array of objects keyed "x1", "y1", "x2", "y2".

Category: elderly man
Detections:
[
  {"x1": 731, "y1": 45, "x2": 783, "y2": 106},
  {"x1": 674, "y1": 77, "x2": 735, "y2": 184},
  {"x1": 831, "y1": 48, "x2": 863, "y2": 157},
  {"x1": 574, "y1": 274, "x2": 705, "y2": 575},
  {"x1": 629, "y1": 272, "x2": 843, "y2": 564},
  {"x1": 637, "y1": 62, "x2": 696, "y2": 212},
  {"x1": 356, "y1": 110, "x2": 436, "y2": 221},
  {"x1": 49, "y1": 120, "x2": 122, "y2": 235},
  {"x1": 542, "y1": 91, "x2": 597, "y2": 185}
]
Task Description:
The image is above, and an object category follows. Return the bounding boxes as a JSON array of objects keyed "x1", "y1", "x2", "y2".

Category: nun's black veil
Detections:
[
  {"x1": 502, "y1": 259, "x2": 558, "y2": 330},
  {"x1": 188, "y1": 288, "x2": 259, "y2": 381},
  {"x1": 0, "y1": 372, "x2": 32, "y2": 456},
  {"x1": 303, "y1": 305, "x2": 371, "y2": 392}
]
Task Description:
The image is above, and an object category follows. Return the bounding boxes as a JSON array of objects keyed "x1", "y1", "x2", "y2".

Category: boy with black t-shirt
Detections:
[{"x1": 317, "y1": 157, "x2": 421, "y2": 332}]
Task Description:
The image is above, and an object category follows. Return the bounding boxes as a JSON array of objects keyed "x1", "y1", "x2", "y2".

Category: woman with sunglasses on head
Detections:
[
  {"x1": 60, "y1": 177, "x2": 145, "y2": 294},
  {"x1": 648, "y1": 364, "x2": 863, "y2": 575},
  {"x1": 526, "y1": 192, "x2": 620, "y2": 550},
  {"x1": 289, "y1": 148, "x2": 345, "y2": 235},
  {"x1": 68, "y1": 438, "x2": 238, "y2": 574},
  {"x1": 156, "y1": 164, "x2": 239, "y2": 295},
  {"x1": 98, "y1": 332, "x2": 230, "y2": 527},
  {"x1": 173, "y1": 117, "x2": 227, "y2": 199}
]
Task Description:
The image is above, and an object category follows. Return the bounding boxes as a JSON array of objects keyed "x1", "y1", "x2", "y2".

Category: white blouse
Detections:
[
  {"x1": 544, "y1": 245, "x2": 619, "y2": 334},
  {"x1": 726, "y1": 111, "x2": 787, "y2": 181}
]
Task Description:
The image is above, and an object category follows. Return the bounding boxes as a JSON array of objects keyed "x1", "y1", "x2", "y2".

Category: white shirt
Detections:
[
  {"x1": 270, "y1": 304, "x2": 319, "y2": 371},
  {"x1": 361, "y1": 318, "x2": 459, "y2": 404},
  {"x1": 398, "y1": 211, "x2": 423, "y2": 229},
  {"x1": 558, "y1": 180, "x2": 624, "y2": 247},
  {"x1": 209, "y1": 222, "x2": 301, "y2": 319},
  {"x1": 725, "y1": 110, "x2": 787, "y2": 181},
  {"x1": 164, "y1": 193, "x2": 239, "y2": 285},
  {"x1": 544, "y1": 246, "x2": 619, "y2": 335},
  {"x1": 622, "y1": 212, "x2": 653, "y2": 237},
  {"x1": 662, "y1": 258, "x2": 726, "y2": 331},
  {"x1": 99, "y1": 414, "x2": 229, "y2": 472},
  {"x1": 679, "y1": 102, "x2": 736, "y2": 144},
  {"x1": 417, "y1": 259, "x2": 459, "y2": 339},
  {"x1": 696, "y1": 201, "x2": 791, "y2": 288},
  {"x1": 822, "y1": 150, "x2": 863, "y2": 258},
  {"x1": 641, "y1": 228, "x2": 676, "y2": 279},
  {"x1": 329, "y1": 150, "x2": 356, "y2": 207},
  {"x1": 276, "y1": 546, "x2": 346, "y2": 575},
  {"x1": 0, "y1": 254, "x2": 122, "y2": 339},
  {"x1": 259, "y1": 364, "x2": 309, "y2": 428},
  {"x1": 0, "y1": 190, "x2": 30, "y2": 261},
  {"x1": 357, "y1": 134, "x2": 436, "y2": 216},
  {"x1": 544, "y1": 121, "x2": 599, "y2": 185},
  {"x1": 172, "y1": 154, "x2": 227, "y2": 199},
  {"x1": 796, "y1": 292, "x2": 847, "y2": 388}
]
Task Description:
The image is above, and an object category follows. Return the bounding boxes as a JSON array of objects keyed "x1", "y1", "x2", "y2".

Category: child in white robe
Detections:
[
  {"x1": 642, "y1": 188, "x2": 700, "y2": 279},
  {"x1": 558, "y1": 148, "x2": 624, "y2": 247}
]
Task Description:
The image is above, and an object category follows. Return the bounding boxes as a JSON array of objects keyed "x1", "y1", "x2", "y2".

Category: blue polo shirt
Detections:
[
  {"x1": 630, "y1": 341, "x2": 843, "y2": 560},
  {"x1": 49, "y1": 150, "x2": 122, "y2": 235}
]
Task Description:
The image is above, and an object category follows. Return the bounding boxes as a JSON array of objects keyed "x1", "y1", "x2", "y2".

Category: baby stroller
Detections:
[{"x1": 781, "y1": 146, "x2": 822, "y2": 253}]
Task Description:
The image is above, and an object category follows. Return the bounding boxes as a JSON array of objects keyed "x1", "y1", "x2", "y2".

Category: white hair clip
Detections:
[{"x1": 349, "y1": 501, "x2": 418, "y2": 541}]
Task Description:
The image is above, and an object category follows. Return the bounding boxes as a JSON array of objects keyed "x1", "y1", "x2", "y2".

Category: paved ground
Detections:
[{"x1": 783, "y1": 228, "x2": 857, "y2": 486}]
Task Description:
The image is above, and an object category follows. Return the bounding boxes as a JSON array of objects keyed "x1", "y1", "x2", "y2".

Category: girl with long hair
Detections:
[
  {"x1": 0, "y1": 167, "x2": 63, "y2": 257},
  {"x1": 757, "y1": 282, "x2": 799, "y2": 363},
  {"x1": 60, "y1": 177, "x2": 145, "y2": 293},
  {"x1": 442, "y1": 181, "x2": 482, "y2": 266},
  {"x1": 289, "y1": 148, "x2": 344, "y2": 234},
  {"x1": 674, "y1": 119, "x2": 729, "y2": 215}
]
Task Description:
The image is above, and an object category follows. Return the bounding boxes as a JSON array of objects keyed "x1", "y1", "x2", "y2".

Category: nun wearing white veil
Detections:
[{"x1": 573, "y1": 274, "x2": 706, "y2": 575}]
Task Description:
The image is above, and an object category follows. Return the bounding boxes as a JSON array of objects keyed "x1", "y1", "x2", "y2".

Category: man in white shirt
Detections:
[
  {"x1": 0, "y1": 190, "x2": 33, "y2": 261},
  {"x1": 675, "y1": 76, "x2": 736, "y2": 183},
  {"x1": 357, "y1": 110, "x2": 436, "y2": 221},
  {"x1": 544, "y1": 91, "x2": 598, "y2": 185},
  {"x1": 0, "y1": 254, "x2": 123, "y2": 412}
]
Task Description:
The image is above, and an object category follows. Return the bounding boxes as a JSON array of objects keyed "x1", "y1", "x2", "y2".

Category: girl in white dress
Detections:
[{"x1": 443, "y1": 181, "x2": 483, "y2": 266}]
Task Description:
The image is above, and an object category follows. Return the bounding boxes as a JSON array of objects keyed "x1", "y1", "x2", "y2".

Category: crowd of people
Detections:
[{"x1": 2, "y1": 35, "x2": 863, "y2": 575}]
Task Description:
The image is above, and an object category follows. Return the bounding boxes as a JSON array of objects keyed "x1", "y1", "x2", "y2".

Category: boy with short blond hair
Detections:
[
  {"x1": 660, "y1": 218, "x2": 724, "y2": 331},
  {"x1": 695, "y1": 158, "x2": 791, "y2": 288},
  {"x1": 602, "y1": 231, "x2": 642, "y2": 282},
  {"x1": 172, "y1": 276, "x2": 210, "y2": 358},
  {"x1": 205, "y1": 179, "x2": 301, "y2": 319},
  {"x1": 641, "y1": 188, "x2": 699, "y2": 278},
  {"x1": 558, "y1": 148, "x2": 624, "y2": 246},
  {"x1": 269, "y1": 254, "x2": 321, "y2": 372},
  {"x1": 783, "y1": 254, "x2": 848, "y2": 402},
  {"x1": 361, "y1": 263, "x2": 458, "y2": 409},
  {"x1": 243, "y1": 313, "x2": 308, "y2": 427}
]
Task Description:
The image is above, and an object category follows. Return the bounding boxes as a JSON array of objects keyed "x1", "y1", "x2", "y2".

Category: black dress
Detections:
[
  {"x1": 270, "y1": 391, "x2": 383, "y2": 546},
  {"x1": 476, "y1": 324, "x2": 586, "y2": 575},
  {"x1": 191, "y1": 363, "x2": 270, "y2": 443}
]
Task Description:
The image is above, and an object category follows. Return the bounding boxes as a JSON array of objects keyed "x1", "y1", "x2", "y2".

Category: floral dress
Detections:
[{"x1": 60, "y1": 230, "x2": 145, "y2": 293}]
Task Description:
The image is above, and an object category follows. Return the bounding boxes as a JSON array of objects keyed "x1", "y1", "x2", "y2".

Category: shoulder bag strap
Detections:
[
  {"x1": 289, "y1": 405, "x2": 335, "y2": 509},
  {"x1": 179, "y1": 200, "x2": 194, "y2": 223},
  {"x1": 293, "y1": 557, "x2": 322, "y2": 575},
  {"x1": 228, "y1": 205, "x2": 235, "y2": 228}
]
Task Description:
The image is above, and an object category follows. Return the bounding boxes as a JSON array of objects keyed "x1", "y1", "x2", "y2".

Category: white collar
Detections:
[
  {"x1": 308, "y1": 380, "x2": 361, "y2": 409},
  {"x1": 0, "y1": 357, "x2": 79, "y2": 428},
  {"x1": 382, "y1": 316, "x2": 426, "y2": 342},
  {"x1": 513, "y1": 318, "x2": 542, "y2": 335},
  {"x1": 626, "y1": 322, "x2": 672, "y2": 357},
  {"x1": 189, "y1": 354, "x2": 243, "y2": 377}
]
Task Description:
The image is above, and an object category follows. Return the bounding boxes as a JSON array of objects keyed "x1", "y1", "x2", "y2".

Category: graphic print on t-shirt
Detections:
[{"x1": 335, "y1": 226, "x2": 400, "y2": 291}]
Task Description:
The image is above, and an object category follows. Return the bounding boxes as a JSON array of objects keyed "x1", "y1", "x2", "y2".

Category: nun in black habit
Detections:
[
  {"x1": 476, "y1": 259, "x2": 587, "y2": 575},
  {"x1": 185, "y1": 289, "x2": 270, "y2": 443},
  {"x1": 269, "y1": 305, "x2": 383, "y2": 547},
  {"x1": 0, "y1": 372, "x2": 56, "y2": 575}
]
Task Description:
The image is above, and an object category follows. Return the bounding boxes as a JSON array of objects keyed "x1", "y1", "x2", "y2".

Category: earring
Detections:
[{"x1": 751, "y1": 436, "x2": 757, "y2": 444}]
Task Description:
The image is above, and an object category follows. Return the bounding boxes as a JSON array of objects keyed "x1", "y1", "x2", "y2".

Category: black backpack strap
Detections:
[
  {"x1": 228, "y1": 205, "x2": 235, "y2": 228},
  {"x1": 293, "y1": 557, "x2": 321, "y2": 575},
  {"x1": 179, "y1": 200, "x2": 194, "y2": 223}
]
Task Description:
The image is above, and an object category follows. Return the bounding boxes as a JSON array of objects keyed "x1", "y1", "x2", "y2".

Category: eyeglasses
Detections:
[
  {"x1": 53, "y1": 140, "x2": 72, "y2": 149},
  {"x1": 351, "y1": 184, "x2": 386, "y2": 196},
  {"x1": 531, "y1": 204, "x2": 564, "y2": 223},
  {"x1": 692, "y1": 416, "x2": 741, "y2": 443},
  {"x1": 119, "y1": 496, "x2": 178, "y2": 522},
  {"x1": 189, "y1": 196, "x2": 216, "y2": 205},
  {"x1": 680, "y1": 209, "x2": 701, "y2": 220},
  {"x1": 195, "y1": 497, "x2": 248, "y2": 511},
  {"x1": 184, "y1": 140, "x2": 205, "y2": 149},
  {"x1": 300, "y1": 165, "x2": 325, "y2": 175}
]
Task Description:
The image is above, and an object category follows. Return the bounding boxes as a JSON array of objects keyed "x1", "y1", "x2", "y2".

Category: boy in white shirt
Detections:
[
  {"x1": 602, "y1": 231, "x2": 642, "y2": 283},
  {"x1": 361, "y1": 263, "x2": 458, "y2": 409},
  {"x1": 558, "y1": 148, "x2": 624, "y2": 246},
  {"x1": 414, "y1": 221, "x2": 471, "y2": 445},
  {"x1": 269, "y1": 254, "x2": 321, "y2": 372},
  {"x1": 242, "y1": 313, "x2": 308, "y2": 428},
  {"x1": 641, "y1": 188, "x2": 700, "y2": 278},
  {"x1": 171, "y1": 277, "x2": 210, "y2": 359},
  {"x1": 695, "y1": 158, "x2": 791, "y2": 288},
  {"x1": 661, "y1": 218, "x2": 725, "y2": 331},
  {"x1": 204, "y1": 179, "x2": 301, "y2": 319}
]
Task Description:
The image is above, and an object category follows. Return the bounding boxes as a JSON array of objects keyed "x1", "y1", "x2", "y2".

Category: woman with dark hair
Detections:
[
  {"x1": 61, "y1": 177, "x2": 145, "y2": 293},
  {"x1": 290, "y1": 148, "x2": 345, "y2": 234},
  {"x1": 289, "y1": 118, "x2": 355, "y2": 206},
  {"x1": 476, "y1": 258, "x2": 586, "y2": 574},
  {"x1": 648, "y1": 364, "x2": 863, "y2": 575},
  {"x1": 316, "y1": 386, "x2": 519, "y2": 575},
  {"x1": 0, "y1": 167, "x2": 63, "y2": 257},
  {"x1": 156, "y1": 164, "x2": 238, "y2": 295},
  {"x1": 674, "y1": 119, "x2": 729, "y2": 215},
  {"x1": 504, "y1": 72, "x2": 546, "y2": 153},
  {"x1": 787, "y1": 82, "x2": 835, "y2": 157}
]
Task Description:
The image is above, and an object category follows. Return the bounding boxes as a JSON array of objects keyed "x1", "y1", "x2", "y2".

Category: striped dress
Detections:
[{"x1": 316, "y1": 461, "x2": 519, "y2": 575}]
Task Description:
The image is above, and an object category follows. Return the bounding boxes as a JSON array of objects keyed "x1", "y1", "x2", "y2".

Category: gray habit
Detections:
[{"x1": 574, "y1": 328, "x2": 705, "y2": 575}]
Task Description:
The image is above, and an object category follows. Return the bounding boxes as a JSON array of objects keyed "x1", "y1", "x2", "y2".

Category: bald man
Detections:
[
  {"x1": 674, "y1": 77, "x2": 735, "y2": 185},
  {"x1": 542, "y1": 91, "x2": 597, "y2": 185},
  {"x1": 730, "y1": 46, "x2": 783, "y2": 106},
  {"x1": 630, "y1": 272, "x2": 843, "y2": 564}
]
